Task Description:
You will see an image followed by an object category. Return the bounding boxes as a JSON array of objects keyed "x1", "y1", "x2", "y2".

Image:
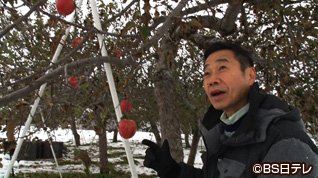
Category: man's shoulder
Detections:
[
  {"x1": 258, "y1": 93, "x2": 290, "y2": 111},
  {"x1": 262, "y1": 114, "x2": 318, "y2": 177},
  {"x1": 262, "y1": 137, "x2": 318, "y2": 177},
  {"x1": 252, "y1": 106, "x2": 317, "y2": 152},
  {"x1": 266, "y1": 117, "x2": 318, "y2": 154}
]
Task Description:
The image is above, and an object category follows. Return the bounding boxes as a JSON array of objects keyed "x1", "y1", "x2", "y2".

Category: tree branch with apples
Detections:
[{"x1": 0, "y1": 56, "x2": 135, "y2": 107}]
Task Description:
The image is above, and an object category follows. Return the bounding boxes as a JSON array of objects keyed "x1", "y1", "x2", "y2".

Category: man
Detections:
[{"x1": 142, "y1": 42, "x2": 318, "y2": 178}]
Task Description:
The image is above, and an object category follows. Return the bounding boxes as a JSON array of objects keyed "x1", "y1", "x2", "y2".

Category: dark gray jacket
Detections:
[{"x1": 178, "y1": 84, "x2": 318, "y2": 178}]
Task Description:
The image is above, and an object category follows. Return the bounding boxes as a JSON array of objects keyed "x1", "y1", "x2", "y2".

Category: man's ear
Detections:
[{"x1": 247, "y1": 67, "x2": 256, "y2": 86}]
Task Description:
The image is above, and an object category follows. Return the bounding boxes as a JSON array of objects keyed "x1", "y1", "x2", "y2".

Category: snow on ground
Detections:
[
  {"x1": 0, "y1": 127, "x2": 205, "y2": 177},
  {"x1": 1, "y1": 127, "x2": 317, "y2": 178}
]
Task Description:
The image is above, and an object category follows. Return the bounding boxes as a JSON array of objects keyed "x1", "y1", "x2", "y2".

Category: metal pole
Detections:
[
  {"x1": 4, "y1": 0, "x2": 84, "y2": 176},
  {"x1": 89, "y1": 0, "x2": 138, "y2": 177}
]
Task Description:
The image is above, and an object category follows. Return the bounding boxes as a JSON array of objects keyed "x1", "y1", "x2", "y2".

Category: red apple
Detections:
[
  {"x1": 115, "y1": 49, "x2": 122, "y2": 58},
  {"x1": 118, "y1": 119, "x2": 137, "y2": 139},
  {"x1": 68, "y1": 76, "x2": 78, "y2": 88},
  {"x1": 56, "y1": 0, "x2": 75, "y2": 16},
  {"x1": 120, "y1": 100, "x2": 132, "y2": 113},
  {"x1": 72, "y1": 37, "x2": 82, "y2": 48}
]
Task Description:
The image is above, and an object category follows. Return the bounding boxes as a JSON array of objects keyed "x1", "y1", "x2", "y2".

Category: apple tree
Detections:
[{"x1": 0, "y1": 0, "x2": 318, "y2": 170}]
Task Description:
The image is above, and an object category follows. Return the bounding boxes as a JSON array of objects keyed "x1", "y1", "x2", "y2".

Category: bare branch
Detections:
[
  {"x1": 196, "y1": 16, "x2": 221, "y2": 30},
  {"x1": 186, "y1": 0, "x2": 242, "y2": 36},
  {"x1": 219, "y1": 0, "x2": 243, "y2": 36},
  {"x1": 187, "y1": 33, "x2": 220, "y2": 50},
  {"x1": 151, "y1": 0, "x2": 228, "y2": 30},
  {"x1": 181, "y1": 0, "x2": 230, "y2": 16},
  {"x1": 136, "y1": 0, "x2": 190, "y2": 55}
]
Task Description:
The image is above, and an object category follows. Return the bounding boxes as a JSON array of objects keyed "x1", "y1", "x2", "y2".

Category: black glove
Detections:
[{"x1": 142, "y1": 139, "x2": 181, "y2": 178}]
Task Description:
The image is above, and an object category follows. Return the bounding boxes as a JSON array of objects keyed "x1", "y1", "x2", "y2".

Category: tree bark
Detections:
[
  {"x1": 149, "y1": 118, "x2": 161, "y2": 144},
  {"x1": 187, "y1": 118, "x2": 201, "y2": 166},
  {"x1": 70, "y1": 117, "x2": 81, "y2": 147},
  {"x1": 93, "y1": 104, "x2": 109, "y2": 174},
  {"x1": 184, "y1": 133, "x2": 190, "y2": 148},
  {"x1": 113, "y1": 129, "x2": 118, "y2": 142},
  {"x1": 98, "y1": 130, "x2": 109, "y2": 174},
  {"x1": 154, "y1": 53, "x2": 183, "y2": 163}
]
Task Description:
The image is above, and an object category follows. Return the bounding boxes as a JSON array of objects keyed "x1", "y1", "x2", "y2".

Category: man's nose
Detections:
[{"x1": 208, "y1": 74, "x2": 220, "y2": 86}]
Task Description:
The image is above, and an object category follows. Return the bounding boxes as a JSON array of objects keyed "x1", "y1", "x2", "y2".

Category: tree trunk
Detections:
[
  {"x1": 70, "y1": 117, "x2": 80, "y2": 147},
  {"x1": 98, "y1": 130, "x2": 109, "y2": 173},
  {"x1": 184, "y1": 133, "x2": 190, "y2": 148},
  {"x1": 113, "y1": 129, "x2": 118, "y2": 142},
  {"x1": 154, "y1": 52, "x2": 183, "y2": 163},
  {"x1": 187, "y1": 119, "x2": 201, "y2": 166},
  {"x1": 149, "y1": 118, "x2": 161, "y2": 144},
  {"x1": 93, "y1": 104, "x2": 109, "y2": 174}
]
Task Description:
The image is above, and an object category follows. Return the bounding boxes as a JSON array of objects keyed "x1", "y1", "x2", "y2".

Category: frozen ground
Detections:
[{"x1": 0, "y1": 127, "x2": 205, "y2": 177}]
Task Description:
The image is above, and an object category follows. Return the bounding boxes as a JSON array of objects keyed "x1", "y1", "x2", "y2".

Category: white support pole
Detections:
[
  {"x1": 89, "y1": 0, "x2": 138, "y2": 177},
  {"x1": 4, "y1": 0, "x2": 84, "y2": 177}
]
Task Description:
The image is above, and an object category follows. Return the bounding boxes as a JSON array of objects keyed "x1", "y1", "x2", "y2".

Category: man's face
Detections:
[{"x1": 203, "y1": 50, "x2": 256, "y2": 117}]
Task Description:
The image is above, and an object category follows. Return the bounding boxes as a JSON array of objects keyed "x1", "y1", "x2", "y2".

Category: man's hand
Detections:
[{"x1": 142, "y1": 139, "x2": 181, "y2": 178}]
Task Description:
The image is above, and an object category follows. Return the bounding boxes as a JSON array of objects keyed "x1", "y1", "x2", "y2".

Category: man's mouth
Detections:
[
  {"x1": 210, "y1": 90, "x2": 226, "y2": 100},
  {"x1": 211, "y1": 91, "x2": 225, "y2": 96}
]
